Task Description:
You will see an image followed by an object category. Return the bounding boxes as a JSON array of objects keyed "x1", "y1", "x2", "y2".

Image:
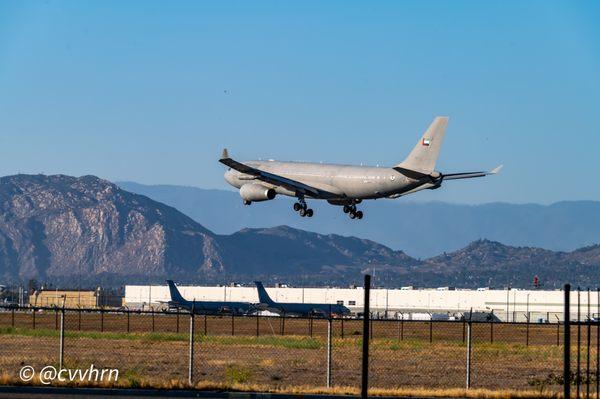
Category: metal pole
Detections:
[
  {"x1": 151, "y1": 307, "x2": 155, "y2": 333},
  {"x1": 466, "y1": 320, "x2": 472, "y2": 389},
  {"x1": 59, "y1": 308, "x2": 65, "y2": 370},
  {"x1": 327, "y1": 317, "x2": 333, "y2": 388},
  {"x1": 587, "y1": 289, "x2": 591, "y2": 399},
  {"x1": 360, "y1": 274, "x2": 371, "y2": 399},
  {"x1": 256, "y1": 313, "x2": 259, "y2": 337},
  {"x1": 231, "y1": 313, "x2": 235, "y2": 336},
  {"x1": 204, "y1": 314, "x2": 207, "y2": 335},
  {"x1": 564, "y1": 284, "x2": 571, "y2": 399},
  {"x1": 429, "y1": 318, "x2": 433, "y2": 343},
  {"x1": 526, "y1": 312, "x2": 530, "y2": 346},
  {"x1": 596, "y1": 287, "x2": 599, "y2": 399},
  {"x1": 32, "y1": 307, "x2": 36, "y2": 330},
  {"x1": 11, "y1": 307, "x2": 14, "y2": 328},
  {"x1": 101, "y1": 308, "x2": 104, "y2": 333},
  {"x1": 176, "y1": 308, "x2": 180, "y2": 334},
  {"x1": 578, "y1": 287, "x2": 581, "y2": 399},
  {"x1": 188, "y1": 310, "x2": 195, "y2": 386},
  {"x1": 341, "y1": 317, "x2": 344, "y2": 339},
  {"x1": 78, "y1": 308, "x2": 81, "y2": 331}
]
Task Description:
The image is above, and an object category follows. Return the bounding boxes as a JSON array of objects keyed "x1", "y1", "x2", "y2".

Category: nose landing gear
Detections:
[{"x1": 293, "y1": 198, "x2": 313, "y2": 217}]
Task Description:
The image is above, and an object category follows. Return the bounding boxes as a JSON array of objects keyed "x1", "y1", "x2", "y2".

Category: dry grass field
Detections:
[{"x1": 0, "y1": 309, "x2": 596, "y2": 396}]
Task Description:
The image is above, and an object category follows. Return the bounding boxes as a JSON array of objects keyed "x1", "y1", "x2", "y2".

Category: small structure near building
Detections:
[{"x1": 29, "y1": 287, "x2": 122, "y2": 308}]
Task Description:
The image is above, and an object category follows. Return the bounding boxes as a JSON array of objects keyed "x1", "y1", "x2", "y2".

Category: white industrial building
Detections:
[{"x1": 124, "y1": 284, "x2": 598, "y2": 322}]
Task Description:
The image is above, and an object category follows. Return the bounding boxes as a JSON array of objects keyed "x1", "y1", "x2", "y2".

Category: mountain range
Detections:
[
  {"x1": 118, "y1": 182, "x2": 600, "y2": 259},
  {"x1": 0, "y1": 174, "x2": 599, "y2": 288}
]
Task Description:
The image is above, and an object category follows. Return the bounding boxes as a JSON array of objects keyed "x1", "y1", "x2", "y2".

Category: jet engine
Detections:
[{"x1": 239, "y1": 183, "x2": 276, "y2": 202}]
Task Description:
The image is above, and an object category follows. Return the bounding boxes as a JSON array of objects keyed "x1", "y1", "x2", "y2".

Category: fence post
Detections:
[
  {"x1": 526, "y1": 312, "x2": 530, "y2": 346},
  {"x1": 490, "y1": 319, "x2": 494, "y2": 344},
  {"x1": 204, "y1": 314, "x2": 207, "y2": 335},
  {"x1": 59, "y1": 300, "x2": 65, "y2": 370},
  {"x1": 596, "y1": 287, "x2": 599, "y2": 399},
  {"x1": 586, "y1": 289, "x2": 591, "y2": 399},
  {"x1": 256, "y1": 313, "x2": 259, "y2": 337},
  {"x1": 578, "y1": 287, "x2": 581, "y2": 399},
  {"x1": 341, "y1": 317, "x2": 344, "y2": 339},
  {"x1": 188, "y1": 309, "x2": 195, "y2": 386},
  {"x1": 564, "y1": 284, "x2": 571, "y2": 399},
  {"x1": 55, "y1": 307, "x2": 58, "y2": 330},
  {"x1": 281, "y1": 312, "x2": 285, "y2": 336},
  {"x1": 231, "y1": 313, "x2": 235, "y2": 336},
  {"x1": 466, "y1": 309, "x2": 473, "y2": 389},
  {"x1": 556, "y1": 315, "x2": 560, "y2": 346},
  {"x1": 429, "y1": 316, "x2": 433, "y2": 343},
  {"x1": 32, "y1": 307, "x2": 36, "y2": 330},
  {"x1": 176, "y1": 308, "x2": 180, "y2": 334},
  {"x1": 78, "y1": 307, "x2": 82, "y2": 331},
  {"x1": 11, "y1": 307, "x2": 14, "y2": 328},
  {"x1": 360, "y1": 274, "x2": 371, "y2": 399},
  {"x1": 100, "y1": 308, "x2": 104, "y2": 332},
  {"x1": 327, "y1": 316, "x2": 333, "y2": 388}
]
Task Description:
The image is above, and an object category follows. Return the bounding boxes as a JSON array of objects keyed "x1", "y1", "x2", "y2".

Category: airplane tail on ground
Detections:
[
  {"x1": 254, "y1": 281, "x2": 275, "y2": 305},
  {"x1": 166, "y1": 280, "x2": 187, "y2": 304},
  {"x1": 396, "y1": 116, "x2": 448, "y2": 174}
]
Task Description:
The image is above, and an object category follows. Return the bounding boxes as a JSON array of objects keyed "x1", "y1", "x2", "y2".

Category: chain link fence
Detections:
[{"x1": 1, "y1": 304, "x2": 589, "y2": 394}]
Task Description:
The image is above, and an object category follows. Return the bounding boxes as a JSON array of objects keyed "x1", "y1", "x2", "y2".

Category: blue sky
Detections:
[{"x1": 1, "y1": 1, "x2": 599, "y2": 204}]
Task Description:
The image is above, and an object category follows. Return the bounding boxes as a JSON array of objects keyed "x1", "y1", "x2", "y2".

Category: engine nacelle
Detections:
[{"x1": 239, "y1": 183, "x2": 276, "y2": 202}]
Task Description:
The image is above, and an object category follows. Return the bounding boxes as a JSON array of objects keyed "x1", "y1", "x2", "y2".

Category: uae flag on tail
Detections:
[{"x1": 422, "y1": 138, "x2": 431, "y2": 146}]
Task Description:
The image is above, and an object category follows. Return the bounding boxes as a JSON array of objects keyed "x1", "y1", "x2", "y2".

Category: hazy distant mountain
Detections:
[
  {"x1": 2, "y1": 175, "x2": 599, "y2": 288},
  {"x1": 118, "y1": 182, "x2": 600, "y2": 258}
]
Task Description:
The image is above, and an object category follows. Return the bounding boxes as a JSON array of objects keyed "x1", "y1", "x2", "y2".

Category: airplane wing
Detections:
[
  {"x1": 443, "y1": 165, "x2": 503, "y2": 181},
  {"x1": 219, "y1": 149, "x2": 338, "y2": 199}
]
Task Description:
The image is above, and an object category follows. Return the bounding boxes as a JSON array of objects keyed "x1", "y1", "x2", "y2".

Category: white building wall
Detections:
[{"x1": 124, "y1": 284, "x2": 597, "y2": 322}]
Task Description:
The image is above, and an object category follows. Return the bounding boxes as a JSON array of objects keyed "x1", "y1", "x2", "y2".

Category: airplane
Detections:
[
  {"x1": 254, "y1": 281, "x2": 350, "y2": 317},
  {"x1": 166, "y1": 280, "x2": 254, "y2": 315},
  {"x1": 220, "y1": 116, "x2": 501, "y2": 219}
]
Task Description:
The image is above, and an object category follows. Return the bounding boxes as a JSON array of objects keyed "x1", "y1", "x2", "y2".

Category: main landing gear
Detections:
[
  {"x1": 293, "y1": 198, "x2": 313, "y2": 217},
  {"x1": 343, "y1": 204, "x2": 363, "y2": 220}
]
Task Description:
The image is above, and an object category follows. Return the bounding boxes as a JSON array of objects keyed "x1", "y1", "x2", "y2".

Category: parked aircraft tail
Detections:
[
  {"x1": 166, "y1": 280, "x2": 186, "y2": 304},
  {"x1": 396, "y1": 116, "x2": 448, "y2": 174},
  {"x1": 254, "y1": 281, "x2": 275, "y2": 305}
]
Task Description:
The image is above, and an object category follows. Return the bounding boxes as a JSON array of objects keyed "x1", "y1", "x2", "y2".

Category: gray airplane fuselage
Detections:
[{"x1": 224, "y1": 160, "x2": 422, "y2": 201}]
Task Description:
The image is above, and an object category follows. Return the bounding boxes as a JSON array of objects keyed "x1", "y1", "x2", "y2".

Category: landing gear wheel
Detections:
[
  {"x1": 349, "y1": 212, "x2": 356, "y2": 219},
  {"x1": 355, "y1": 210, "x2": 363, "y2": 219},
  {"x1": 293, "y1": 203, "x2": 302, "y2": 212},
  {"x1": 306, "y1": 209, "x2": 313, "y2": 217},
  {"x1": 343, "y1": 205, "x2": 350, "y2": 213},
  {"x1": 243, "y1": 200, "x2": 251, "y2": 206},
  {"x1": 299, "y1": 208, "x2": 307, "y2": 217}
]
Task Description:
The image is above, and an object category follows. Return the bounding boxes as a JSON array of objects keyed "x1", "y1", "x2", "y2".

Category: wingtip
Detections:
[
  {"x1": 221, "y1": 148, "x2": 229, "y2": 159},
  {"x1": 490, "y1": 164, "x2": 503, "y2": 174}
]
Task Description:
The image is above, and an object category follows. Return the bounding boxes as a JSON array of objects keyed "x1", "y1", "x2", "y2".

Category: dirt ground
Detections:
[{"x1": 0, "y1": 310, "x2": 594, "y2": 392}]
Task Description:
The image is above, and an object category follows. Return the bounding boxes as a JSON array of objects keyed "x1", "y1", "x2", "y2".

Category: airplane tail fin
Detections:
[
  {"x1": 254, "y1": 281, "x2": 275, "y2": 305},
  {"x1": 396, "y1": 116, "x2": 448, "y2": 174},
  {"x1": 166, "y1": 280, "x2": 186, "y2": 304}
]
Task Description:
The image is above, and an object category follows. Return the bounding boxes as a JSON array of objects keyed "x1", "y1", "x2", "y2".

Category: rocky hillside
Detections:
[
  {"x1": 0, "y1": 174, "x2": 223, "y2": 284},
  {"x1": 1, "y1": 174, "x2": 599, "y2": 288}
]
